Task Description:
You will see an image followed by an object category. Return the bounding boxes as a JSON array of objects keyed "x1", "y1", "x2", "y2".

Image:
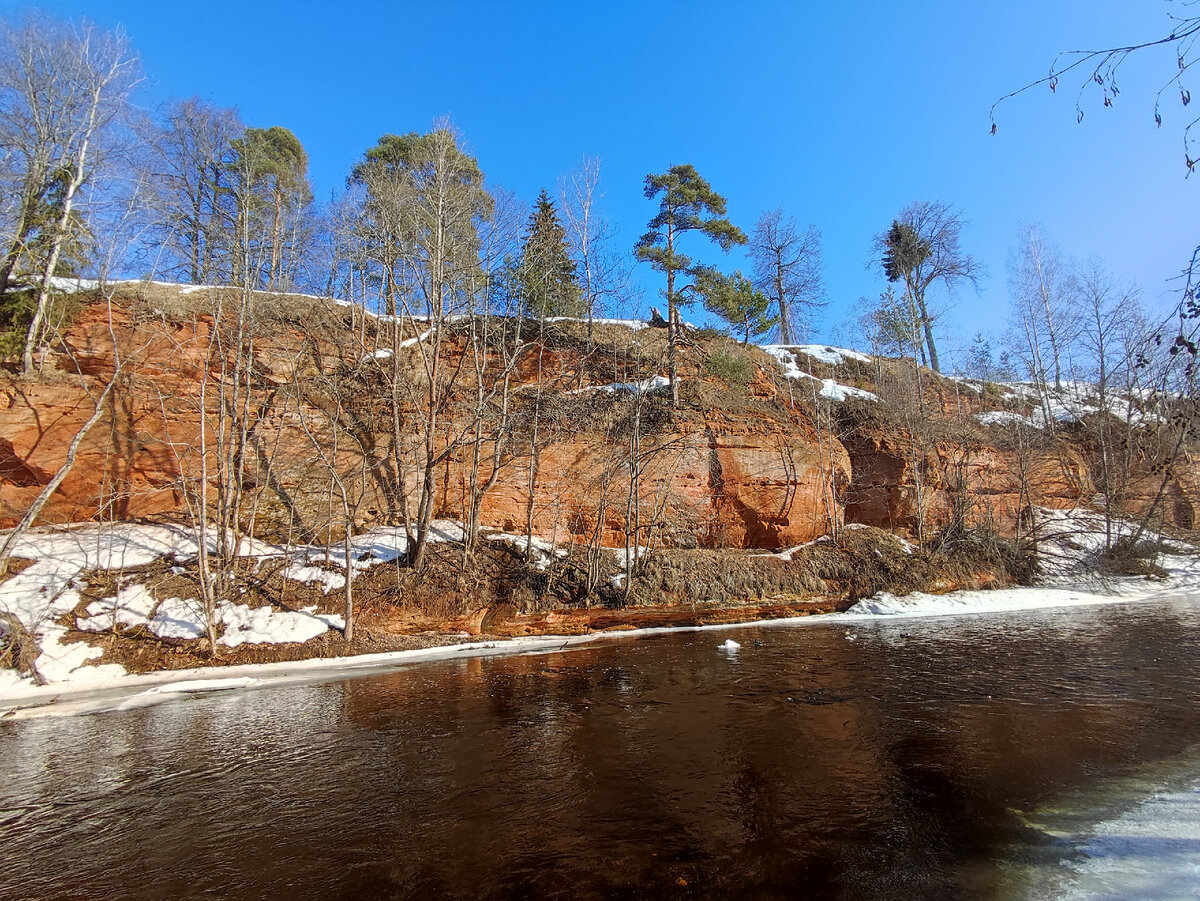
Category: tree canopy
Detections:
[
  {"x1": 699, "y1": 269, "x2": 775, "y2": 345},
  {"x1": 635, "y1": 164, "x2": 746, "y2": 402}
]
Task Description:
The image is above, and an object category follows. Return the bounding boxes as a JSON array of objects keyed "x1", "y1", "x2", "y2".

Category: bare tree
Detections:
[
  {"x1": 559, "y1": 157, "x2": 634, "y2": 337},
  {"x1": 1008, "y1": 224, "x2": 1078, "y2": 390},
  {"x1": 750, "y1": 208, "x2": 825, "y2": 344},
  {"x1": 291, "y1": 344, "x2": 370, "y2": 644},
  {"x1": 0, "y1": 16, "x2": 140, "y2": 373},
  {"x1": 1075, "y1": 258, "x2": 1143, "y2": 547},
  {"x1": 459, "y1": 247, "x2": 528, "y2": 564},
  {"x1": 875, "y1": 200, "x2": 981, "y2": 373},
  {"x1": 139, "y1": 97, "x2": 242, "y2": 284}
]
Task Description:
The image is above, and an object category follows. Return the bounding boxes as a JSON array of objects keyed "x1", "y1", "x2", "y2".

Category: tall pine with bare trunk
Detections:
[{"x1": 634, "y1": 164, "x2": 745, "y2": 405}]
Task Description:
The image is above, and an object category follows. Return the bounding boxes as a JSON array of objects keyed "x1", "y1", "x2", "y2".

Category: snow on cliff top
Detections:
[
  {"x1": 45, "y1": 278, "x2": 658, "y2": 333},
  {"x1": 762, "y1": 344, "x2": 873, "y2": 366},
  {"x1": 761, "y1": 346, "x2": 879, "y2": 402}
]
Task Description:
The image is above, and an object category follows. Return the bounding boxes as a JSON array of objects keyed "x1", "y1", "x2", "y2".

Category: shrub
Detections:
[
  {"x1": 1099, "y1": 535, "x2": 1169, "y2": 578},
  {"x1": 706, "y1": 349, "x2": 753, "y2": 386}
]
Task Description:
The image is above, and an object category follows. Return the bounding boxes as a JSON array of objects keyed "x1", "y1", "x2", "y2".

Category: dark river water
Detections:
[{"x1": 4, "y1": 597, "x2": 1200, "y2": 900}]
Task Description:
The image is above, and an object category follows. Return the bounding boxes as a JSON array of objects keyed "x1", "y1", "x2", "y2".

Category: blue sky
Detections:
[{"x1": 6, "y1": 0, "x2": 1197, "y2": 360}]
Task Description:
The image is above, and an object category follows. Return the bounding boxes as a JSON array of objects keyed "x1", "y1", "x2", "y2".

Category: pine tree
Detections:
[
  {"x1": 231, "y1": 126, "x2": 312, "y2": 289},
  {"x1": 635, "y1": 164, "x2": 746, "y2": 405},
  {"x1": 519, "y1": 189, "x2": 581, "y2": 317},
  {"x1": 698, "y1": 270, "x2": 775, "y2": 345}
]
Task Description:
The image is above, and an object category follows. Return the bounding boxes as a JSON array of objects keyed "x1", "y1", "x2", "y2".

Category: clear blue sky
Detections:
[{"x1": 6, "y1": 0, "x2": 1197, "y2": 360}]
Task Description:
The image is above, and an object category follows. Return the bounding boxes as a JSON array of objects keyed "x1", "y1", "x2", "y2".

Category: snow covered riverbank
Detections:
[
  {"x1": 2, "y1": 507, "x2": 1198, "y2": 718},
  {"x1": 3, "y1": 571, "x2": 1196, "y2": 720}
]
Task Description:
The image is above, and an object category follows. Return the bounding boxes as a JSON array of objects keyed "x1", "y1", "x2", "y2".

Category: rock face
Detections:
[
  {"x1": 437, "y1": 415, "x2": 849, "y2": 550},
  {"x1": 840, "y1": 429, "x2": 1093, "y2": 537},
  {"x1": 2, "y1": 290, "x2": 1197, "y2": 547},
  {"x1": 0, "y1": 296, "x2": 851, "y2": 549}
]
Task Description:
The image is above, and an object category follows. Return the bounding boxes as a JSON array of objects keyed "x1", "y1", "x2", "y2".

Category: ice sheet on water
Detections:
[
  {"x1": 847, "y1": 587, "x2": 1128, "y2": 618},
  {"x1": 1003, "y1": 753, "x2": 1200, "y2": 900}
]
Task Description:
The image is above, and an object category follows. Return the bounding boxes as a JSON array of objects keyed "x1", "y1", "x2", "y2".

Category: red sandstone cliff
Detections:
[{"x1": 1, "y1": 285, "x2": 1195, "y2": 547}]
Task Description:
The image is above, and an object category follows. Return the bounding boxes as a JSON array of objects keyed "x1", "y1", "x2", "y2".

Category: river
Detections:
[{"x1": 3, "y1": 596, "x2": 1200, "y2": 899}]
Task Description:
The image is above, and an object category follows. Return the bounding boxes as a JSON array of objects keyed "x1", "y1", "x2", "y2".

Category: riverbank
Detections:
[
  {"x1": 4, "y1": 577, "x2": 1198, "y2": 721},
  {"x1": 1, "y1": 508, "x2": 1196, "y2": 718}
]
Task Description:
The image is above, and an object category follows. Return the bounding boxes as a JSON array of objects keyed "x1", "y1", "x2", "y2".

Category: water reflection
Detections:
[{"x1": 2, "y1": 599, "x2": 1200, "y2": 898}]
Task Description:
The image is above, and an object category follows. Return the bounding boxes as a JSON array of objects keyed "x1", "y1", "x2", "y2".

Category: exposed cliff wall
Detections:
[{"x1": 1, "y1": 286, "x2": 1196, "y2": 548}]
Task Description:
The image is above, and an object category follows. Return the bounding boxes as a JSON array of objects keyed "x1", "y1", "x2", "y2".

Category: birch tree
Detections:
[
  {"x1": 1008, "y1": 224, "x2": 1077, "y2": 390},
  {"x1": 351, "y1": 125, "x2": 493, "y2": 570},
  {"x1": 560, "y1": 156, "x2": 634, "y2": 339},
  {"x1": 0, "y1": 17, "x2": 140, "y2": 373}
]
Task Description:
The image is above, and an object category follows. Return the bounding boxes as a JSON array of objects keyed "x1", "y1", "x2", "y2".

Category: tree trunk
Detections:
[
  {"x1": 774, "y1": 254, "x2": 790, "y2": 344},
  {"x1": 0, "y1": 365, "x2": 121, "y2": 575},
  {"x1": 23, "y1": 137, "x2": 91, "y2": 374}
]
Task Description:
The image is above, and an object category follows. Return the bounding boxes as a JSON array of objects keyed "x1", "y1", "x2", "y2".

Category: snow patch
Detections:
[
  {"x1": 216, "y1": 602, "x2": 344, "y2": 648},
  {"x1": 281, "y1": 563, "x2": 347, "y2": 593},
  {"x1": 398, "y1": 328, "x2": 433, "y2": 349},
  {"x1": 765, "y1": 343, "x2": 872, "y2": 366},
  {"x1": 485, "y1": 531, "x2": 569, "y2": 570},
  {"x1": 975, "y1": 410, "x2": 1030, "y2": 427},
  {"x1": 760, "y1": 347, "x2": 878, "y2": 402},
  {"x1": 805, "y1": 376, "x2": 879, "y2": 403},
  {"x1": 980, "y1": 380, "x2": 1166, "y2": 430},
  {"x1": 148, "y1": 597, "x2": 208, "y2": 640},
  {"x1": 569, "y1": 375, "x2": 670, "y2": 396},
  {"x1": 33, "y1": 622, "x2": 107, "y2": 684},
  {"x1": 75, "y1": 584, "x2": 156, "y2": 632},
  {"x1": 545, "y1": 316, "x2": 650, "y2": 331},
  {"x1": 0, "y1": 523, "x2": 201, "y2": 631}
]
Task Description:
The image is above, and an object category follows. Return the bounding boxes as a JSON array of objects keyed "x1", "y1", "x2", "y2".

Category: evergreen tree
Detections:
[
  {"x1": 230, "y1": 125, "x2": 312, "y2": 288},
  {"x1": 698, "y1": 269, "x2": 775, "y2": 345},
  {"x1": 519, "y1": 189, "x2": 581, "y2": 317},
  {"x1": 965, "y1": 331, "x2": 996, "y2": 381},
  {"x1": 635, "y1": 164, "x2": 746, "y2": 404}
]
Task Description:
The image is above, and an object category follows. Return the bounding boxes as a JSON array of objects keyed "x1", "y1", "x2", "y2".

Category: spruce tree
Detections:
[
  {"x1": 635, "y1": 164, "x2": 746, "y2": 405},
  {"x1": 519, "y1": 189, "x2": 581, "y2": 318}
]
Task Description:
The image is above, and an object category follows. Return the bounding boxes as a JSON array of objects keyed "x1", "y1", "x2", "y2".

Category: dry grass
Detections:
[{"x1": 1098, "y1": 535, "x2": 1170, "y2": 579}]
